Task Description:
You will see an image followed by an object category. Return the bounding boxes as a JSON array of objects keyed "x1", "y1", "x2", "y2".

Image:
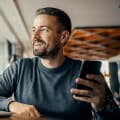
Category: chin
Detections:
[{"x1": 33, "y1": 50, "x2": 45, "y2": 57}]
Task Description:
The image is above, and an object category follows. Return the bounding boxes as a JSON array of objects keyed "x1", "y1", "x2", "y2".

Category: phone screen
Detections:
[{"x1": 76, "y1": 60, "x2": 102, "y2": 91}]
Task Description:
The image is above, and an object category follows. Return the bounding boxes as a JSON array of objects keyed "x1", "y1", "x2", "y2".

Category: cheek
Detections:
[
  {"x1": 47, "y1": 36, "x2": 58, "y2": 48},
  {"x1": 42, "y1": 32, "x2": 60, "y2": 45},
  {"x1": 44, "y1": 35, "x2": 56, "y2": 43}
]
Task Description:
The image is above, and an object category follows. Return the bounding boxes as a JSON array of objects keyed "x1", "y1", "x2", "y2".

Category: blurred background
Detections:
[{"x1": 0, "y1": 0, "x2": 120, "y2": 102}]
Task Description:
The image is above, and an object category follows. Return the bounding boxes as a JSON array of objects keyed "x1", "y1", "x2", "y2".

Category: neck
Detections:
[{"x1": 41, "y1": 52, "x2": 65, "y2": 69}]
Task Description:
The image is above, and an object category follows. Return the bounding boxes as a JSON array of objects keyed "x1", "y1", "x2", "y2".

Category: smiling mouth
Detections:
[
  {"x1": 33, "y1": 41, "x2": 46, "y2": 50},
  {"x1": 34, "y1": 40, "x2": 46, "y2": 46},
  {"x1": 34, "y1": 42, "x2": 43, "y2": 46}
]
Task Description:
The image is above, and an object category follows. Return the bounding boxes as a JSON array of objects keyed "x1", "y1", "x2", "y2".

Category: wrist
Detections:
[{"x1": 92, "y1": 98, "x2": 105, "y2": 112}]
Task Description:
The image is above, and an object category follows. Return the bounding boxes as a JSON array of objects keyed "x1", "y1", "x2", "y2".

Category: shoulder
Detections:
[
  {"x1": 65, "y1": 56, "x2": 82, "y2": 65},
  {"x1": 16, "y1": 57, "x2": 38, "y2": 65},
  {"x1": 8, "y1": 57, "x2": 39, "y2": 71}
]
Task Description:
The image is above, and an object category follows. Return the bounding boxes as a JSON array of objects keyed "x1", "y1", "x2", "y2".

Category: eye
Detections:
[
  {"x1": 32, "y1": 28, "x2": 35, "y2": 33},
  {"x1": 41, "y1": 27, "x2": 49, "y2": 32}
]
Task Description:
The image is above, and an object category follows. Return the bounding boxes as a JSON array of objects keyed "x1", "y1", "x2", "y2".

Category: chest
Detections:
[{"x1": 15, "y1": 66, "x2": 92, "y2": 119}]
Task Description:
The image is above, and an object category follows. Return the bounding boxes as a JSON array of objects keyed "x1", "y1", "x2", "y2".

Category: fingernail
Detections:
[
  {"x1": 76, "y1": 78, "x2": 79, "y2": 82},
  {"x1": 86, "y1": 74, "x2": 90, "y2": 78},
  {"x1": 70, "y1": 89, "x2": 73, "y2": 93}
]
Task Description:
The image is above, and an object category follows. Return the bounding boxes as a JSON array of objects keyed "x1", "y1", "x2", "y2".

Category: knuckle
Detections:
[
  {"x1": 27, "y1": 105, "x2": 35, "y2": 111},
  {"x1": 30, "y1": 105, "x2": 35, "y2": 109}
]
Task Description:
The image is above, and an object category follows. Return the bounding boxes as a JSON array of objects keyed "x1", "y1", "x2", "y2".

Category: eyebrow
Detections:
[{"x1": 32, "y1": 26, "x2": 51, "y2": 30}]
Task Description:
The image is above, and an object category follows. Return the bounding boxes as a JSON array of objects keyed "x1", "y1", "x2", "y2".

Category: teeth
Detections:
[{"x1": 34, "y1": 42, "x2": 42, "y2": 46}]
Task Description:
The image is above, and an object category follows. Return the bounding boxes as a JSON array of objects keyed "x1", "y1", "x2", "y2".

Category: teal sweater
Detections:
[{"x1": 0, "y1": 57, "x2": 119, "y2": 119}]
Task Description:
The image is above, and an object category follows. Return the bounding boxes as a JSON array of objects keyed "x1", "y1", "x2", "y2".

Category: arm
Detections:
[
  {"x1": 0, "y1": 63, "x2": 17, "y2": 111},
  {"x1": 0, "y1": 60, "x2": 41, "y2": 118},
  {"x1": 71, "y1": 74, "x2": 120, "y2": 120},
  {"x1": 94, "y1": 84, "x2": 120, "y2": 120}
]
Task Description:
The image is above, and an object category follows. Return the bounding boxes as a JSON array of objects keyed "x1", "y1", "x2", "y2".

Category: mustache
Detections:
[{"x1": 32, "y1": 38, "x2": 46, "y2": 44}]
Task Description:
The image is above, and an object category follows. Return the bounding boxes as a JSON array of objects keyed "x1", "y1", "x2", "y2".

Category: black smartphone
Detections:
[{"x1": 76, "y1": 60, "x2": 102, "y2": 91}]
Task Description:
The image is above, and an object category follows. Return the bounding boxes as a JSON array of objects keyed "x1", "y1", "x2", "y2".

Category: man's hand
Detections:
[
  {"x1": 70, "y1": 74, "x2": 106, "y2": 110},
  {"x1": 9, "y1": 101, "x2": 41, "y2": 118}
]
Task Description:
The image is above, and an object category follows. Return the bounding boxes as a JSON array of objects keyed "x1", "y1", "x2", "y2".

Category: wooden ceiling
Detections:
[{"x1": 64, "y1": 27, "x2": 120, "y2": 60}]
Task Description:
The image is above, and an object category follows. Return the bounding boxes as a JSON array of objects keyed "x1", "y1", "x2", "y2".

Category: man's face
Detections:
[{"x1": 31, "y1": 14, "x2": 62, "y2": 58}]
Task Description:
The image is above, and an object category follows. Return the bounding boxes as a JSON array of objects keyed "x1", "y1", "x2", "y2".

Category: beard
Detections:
[{"x1": 33, "y1": 39, "x2": 61, "y2": 59}]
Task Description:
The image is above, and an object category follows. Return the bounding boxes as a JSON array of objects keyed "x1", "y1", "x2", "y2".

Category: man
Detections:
[{"x1": 0, "y1": 7, "x2": 119, "y2": 120}]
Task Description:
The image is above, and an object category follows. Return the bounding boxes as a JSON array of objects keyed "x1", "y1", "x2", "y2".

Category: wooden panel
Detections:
[{"x1": 64, "y1": 28, "x2": 120, "y2": 60}]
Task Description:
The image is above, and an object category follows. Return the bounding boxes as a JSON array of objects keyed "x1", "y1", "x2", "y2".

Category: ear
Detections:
[{"x1": 60, "y1": 31, "x2": 70, "y2": 45}]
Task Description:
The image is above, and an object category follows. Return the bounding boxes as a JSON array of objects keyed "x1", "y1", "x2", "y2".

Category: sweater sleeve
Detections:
[
  {"x1": 0, "y1": 61, "x2": 18, "y2": 111},
  {"x1": 94, "y1": 83, "x2": 120, "y2": 120}
]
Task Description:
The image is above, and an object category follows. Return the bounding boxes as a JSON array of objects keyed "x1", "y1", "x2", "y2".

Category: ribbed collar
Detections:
[{"x1": 38, "y1": 56, "x2": 74, "y2": 73}]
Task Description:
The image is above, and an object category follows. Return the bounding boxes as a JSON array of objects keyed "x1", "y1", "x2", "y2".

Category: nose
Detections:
[
  {"x1": 31, "y1": 29, "x2": 40, "y2": 42},
  {"x1": 33, "y1": 28, "x2": 41, "y2": 37}
]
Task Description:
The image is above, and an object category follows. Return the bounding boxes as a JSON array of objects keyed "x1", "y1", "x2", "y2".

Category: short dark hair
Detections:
[{"x1": 35, "y1": 7, "x2": 72, "y2": 33}]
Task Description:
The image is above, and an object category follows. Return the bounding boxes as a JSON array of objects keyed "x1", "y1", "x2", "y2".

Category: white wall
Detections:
[
  {"x1": 0, "y1": 41, "x2": 8, "y2": 74},
  {"x1": 108, "y1": 55, "x2": 120, "y2": 62}
]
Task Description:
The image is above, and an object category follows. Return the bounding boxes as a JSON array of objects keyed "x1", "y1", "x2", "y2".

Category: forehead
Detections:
[{"x1": 33, "y1": 14, "x2": 58, "y2": 26}]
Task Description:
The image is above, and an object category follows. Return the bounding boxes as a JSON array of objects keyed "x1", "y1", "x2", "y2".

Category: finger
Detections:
[
  {"x1": 75, "y1": 78, "x2": 104, "y2": 98},
  {"x1": 28, "y1": 106, "x2": 40, "y2": 118},
  {"x1": 73, "y1": 94, "x2": 91, "y2": 103},
  {"x1": 32, "y1": 108, "x2": 41, "y2": 118},
  {"x1": 86, "y1": 74, "x2": 105, "y2": 85},
  {"x1": 76, "y1": 78, "x2": 99, "y2": 91},
  {"x1": 71, "y1": 88, "x2": 94, "y2": 97},
  {"x1": 87, "y1": 74, "x2": 106, "y2": 92}
]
